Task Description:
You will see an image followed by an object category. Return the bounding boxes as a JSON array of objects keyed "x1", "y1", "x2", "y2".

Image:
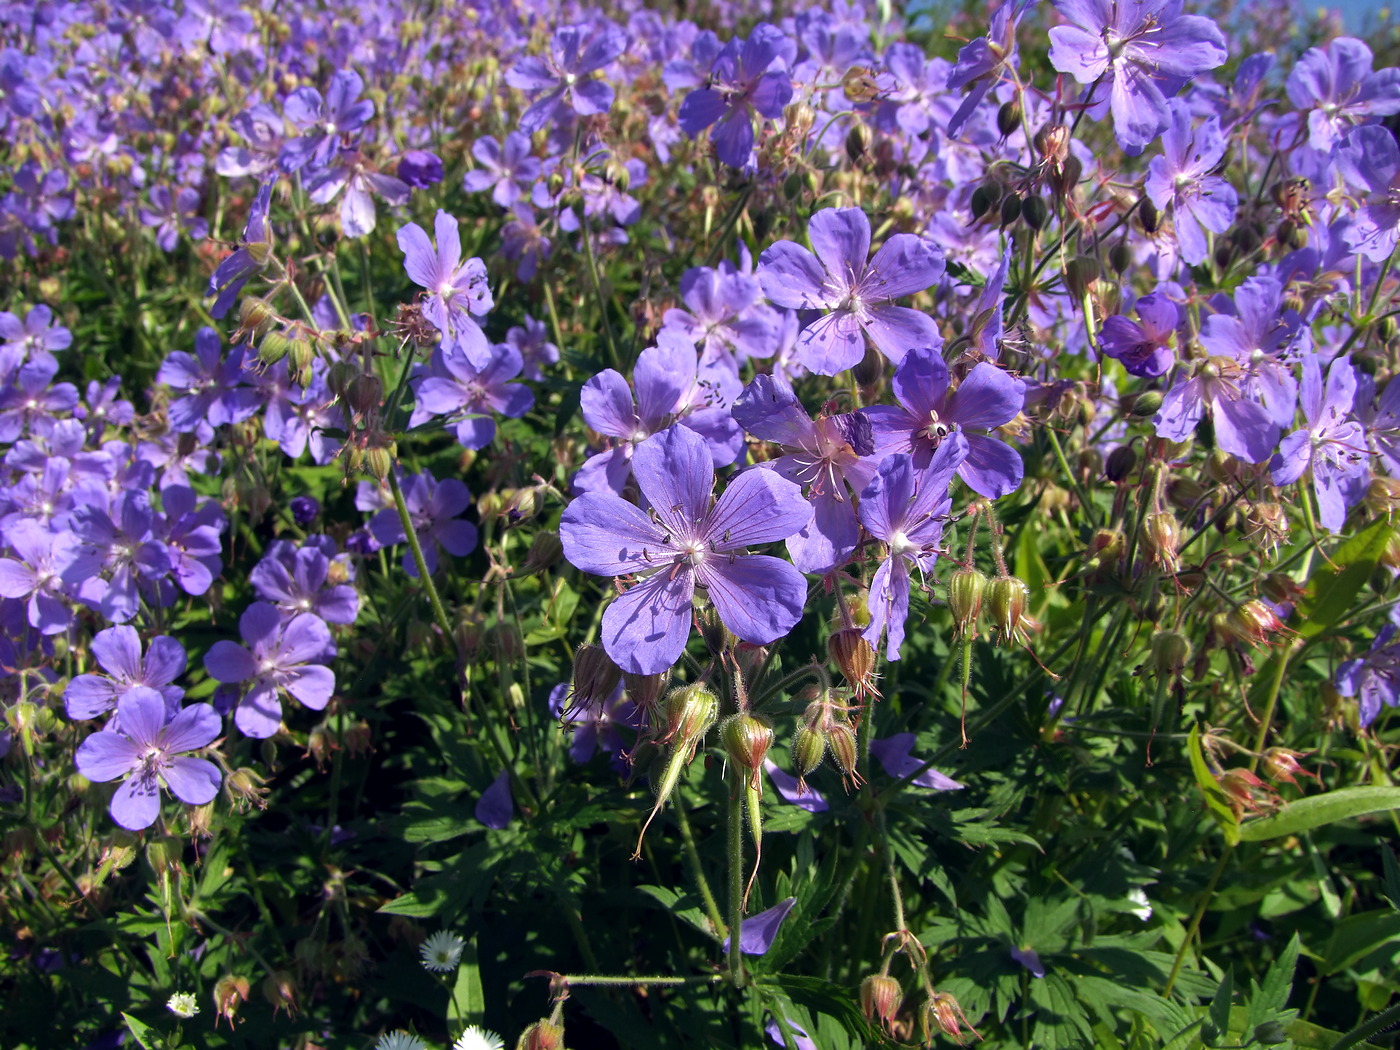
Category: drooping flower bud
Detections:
[
  {"x1": 518, "y1": 1020, "x2": 566, "y2": 1050},
  {"x1": 721, "y1": 713, "x2": 774, "y2": 788},
  {"x1": 860, "y1": 973, "x2": 902, "y2": 1032},
  {"x1": 1261, "y1": 747, "x2": 1321, "y2": 787},
  {"x1": 792, "y1": 724, "x2": 826, "y2": 780},
  {"x1": 827, "y1": 720, "x2": 860, "y2": 787},
  {"x1": 262, "y1": 970, "x2": 299, "y2": 1018},
  {"x1": 1105, "y1": 444, "x2": 1138, "y2": 482},
  {"x1": 663, "y1": 684, "x2": 718, "y2": 747},
  {"x1": 987, "y1": 575, "x2": 1037, "y2": 645},
  {"x1": 828, "y1": 628, "x2": 879, "y2": 700},
  {"x1": 622, "y1": 670, "x2": 668, "y2": 714},
  {"x1": 946, "y1": 568, "x2": 987, "y2": 633},
  {"x1": 1221, "y1": 599, "x2": 1286, "y2": 648},
  {"x1": 924, "y1": 991, "x2": 977, "y2": 1046},
  {"x1": 212, "y1": 974, "x2": 250, "y2": 1028},
  {"x1": 1139, "y1": 511, "x2": 1181, "y2": 572},
  {"x1": 1150, "y1": 631, "x2": 1192, "y2": 677}
]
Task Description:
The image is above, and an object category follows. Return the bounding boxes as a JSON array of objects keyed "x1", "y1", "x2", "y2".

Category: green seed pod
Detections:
[
  {"x1": 845, "y1": 124, "x2": 869, "y2": 162},
  {"x1": 258, "y1": 329, "x2": 293, "y2": 366},
  {"x1": 827, "y1": 721, "x2": 858, "y2": 781},
  {"x1": 783, "y1": 171, "x2": 805, "y2": 201},
  {"x1": 996, "y1": 98, "x2": 1022, "y2": 138},
  {"x1": 986, "y1": 575, "x2": 1031, "y2": 642},
  {"x1": 1105, "y1": 443, "x2": 1138, "y2": 482},
  {"x1": 1129, "y1": 390, "x2": 1163, "y2": 418},
  {"x1": 1150, "y1": 630, "x2": 1191, "y2": 676},
  {"x1": 999, "y1": 194, "x2": 1021, "y2": 227},
  {"x1": 852, "y1": 343, "x2": 884, "y2": 387},
  {"x1": 721, "y1": 713, "x2": 774, "y2": 777},
  {"x1": 663, "y1": 684, "x2": 718, "y2": 745},
  {"x1": 1108, "y1": 240, "x2": 1132, "y2": 274},
  {"x1": 969, "y1": 183, "x2": 995, "y2": 220}
]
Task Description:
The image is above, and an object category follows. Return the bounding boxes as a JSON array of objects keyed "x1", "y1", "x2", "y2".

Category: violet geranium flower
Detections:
[
  {"x1": 204, "y1": 602, "x2": 337, "y2": 739},
  {"x1": 1269, "y1": 355, "x2": 1369, "y2": 533},
  {"x1": 1048, "y1": 0, "x2": 1227, "y2": 152},
  {"x1": 858, "y1": 444, "x2": 964, "y2": 661},
  {"x1": 1336, "y1": 624, "x2": 1400, "y2": 727},
  {"x1": 864, "y1": 348, "x2": 1025, "y2": 499},
  {"x1": 65, "y1": 625, "x2": 186, "y2": 721},
  {"x1": 506, "y1": 23, "x2": 627, "y2": 134},
  {"x1": 1144, "y1": 101, "x2": 1237, "y2": 266},
  {"x1": 560, "y1": 424, "x2": 813, "y2": 675},
  {"x1": 1337, "y1": 126, "x2": 1400, "y2": 264},
  {"x1": 757, "y1": 207, "x2": 944, "y2": 375},
  {"x1": 368, "y1": 471, "x2": 479, "y2": 577},
  {"x1": 722, "y1": 896, "x2": 797, "y2": 955},
  {"x1": 398, "y1": 210, "x2": 494, "y2": 369},
  {"x1": 74, "y1": 688, "x2": 221, "y2": 831},
  {"x1": 678, "y1": 24, "x2": 795, "y2": 169}
]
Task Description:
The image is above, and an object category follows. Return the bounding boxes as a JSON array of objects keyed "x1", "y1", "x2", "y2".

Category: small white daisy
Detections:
[
  {"x1": 166, "y1": 992, "x2": 199, "y2": 1018},
  {"x1": 419, "y1": 929, "x2": 467, "y2": 973},
  {"x1": 376, "y1": 1032, "x2": 428, "y2": 1050},
  {"x1": 453, "y1": 1024, "x2": 505, "y2": 1050}
]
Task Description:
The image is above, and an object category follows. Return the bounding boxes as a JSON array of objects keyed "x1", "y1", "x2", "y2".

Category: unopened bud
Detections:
[
  {"x1": 792, "y1": 725, "x2": 826, "y2": 778},
  {"x1": 947, "y1": 568, "x2": 987, "y2": 632},
  {"x1": 145, "y1": 836, "x2": 182, "y2": 877},
  {"x1": 1140, "y1": 512, "x2": 1180, "y2": 572},
  {"x1": 987, "y1": 575, "x2": 1033, "y2": 644},
  {"x1": 969, "y1": 183, "x2": 997, "y2": 220},
  {"x1": 721, "y1": 713, "x2": 774, "y2": 780},
  {"x1": 999, "y1": 193, "x2": 1021, "y2": 227},
  {"x1": 783, "y1": 172, "x2": 805, "y2": 201},
  {"x1": 262, "y1": 970, "x2": 299, "y2": 1017},
  {"x1": 1034, "y1": 122, "x2": 1070, "y2": 166},
  {"x1": 1108, "y1": 241, "x2": 1132, "y2": 274},
  {"x1": 852, "y1": 343, "x2": 884, "y2": 387},
  {"x1": 1150, "y1": 631, "x2": 1191, "y2": 676},
  {"x1": 1020, "y1": 194, "x2": 1048, "y2": 230},
  {"x1": 362, "y1": 444, "x2": 395, "y2": 481},
  {"x1": 1139, "y1": 198, "x2": 1159, "y2": 234},
  {"x1": 1261, "y1": 747, "x2": 1320, "y2": 786},
  {"x1": 622, "y1": 670, "x2": 667, "y2": 713},
  {"x1": 827, "y1": 720, "x2": 859, "y2": 783},
  {"x1": 1130, "y1": 390, "x2": 1163, "y2": 418},
  {"x1": 861, "y1": 973, "x2": 902, "y2": 1031},
  {"x1": 523, "y1": 531, "x2": 563, "y2": 574},
  {"x1": 663, "y1": 684, "x2": 717, "y2": 745},
  {"x1": 1105, "y1": 444, "x2": 1138, "y2": 482},
  {"x1": 519, "y1": 1020, "x2": 566, "y2": 1050},
  {"x1": 996, "y1": 98, "x2": 1022, "y2": 137},
  {"x1": 212, "y1": 974, "x2": 250, "y2": 1028},
  {"x1": 925, "y1": 991, "x2": 977, "y2": 1045},
  {"x1": 1365, "y1": 476, "x2": 1400, "y2": 515},
  {"x1": 828, "y1": 628, "x2": 877, "y2": 698},
  {"x1": 845, "y1": 124, "x2": 870, "y2": 162},
  {"x1": 1222, "y1": 599, "x2": 1285, "y2": 647},
  {"x1": 347, "y1": 373, "x2": 383, "y2": 416},
  {"x1": 326, "y1": 360, "x2": 359, "y2": 400},
  {"x1": 1063, "y1": 255, "x2": 1099, "y2": 300}
]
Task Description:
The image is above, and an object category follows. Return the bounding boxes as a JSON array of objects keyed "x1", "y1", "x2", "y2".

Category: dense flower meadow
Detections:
[{"x1": 2, "y1": 0, "x2": 1400, "y2": 1047}]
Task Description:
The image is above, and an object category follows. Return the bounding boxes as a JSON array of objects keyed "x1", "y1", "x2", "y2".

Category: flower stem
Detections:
[
  {"x1": 1163, "y1": 845, "x2": 1233, "y2": 997},
  {"x1": 674, "y1": 801, "x2": 726, "y2": 940},
  {"x1": 727, "y1": 769, "x2": 746, "y2": 987},
  {"x1": 386, "y1": 469, "x2": 452, "y2": 641}
]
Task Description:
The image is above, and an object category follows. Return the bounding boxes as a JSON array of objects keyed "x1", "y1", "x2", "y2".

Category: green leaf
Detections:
[
  {"x1": 1296, "y1": 520, "x2": 1395, "y2": 638},
  {"x1": 378, "y1": 891, "x2": 446, "y2": 918},
  {"x1": 1238, "y1": 786, "x2": 1400, "y2": 842},
  {"x1": 1188, "y1": 725, "x2": 1239, "y2": 845},
  {"x1": 446, "y1": 939, "x2": 485, "y2": 1027},
  {"x1": 1320, "y1": 911, "x2": 1400, "y2": 976},
  {"x1": 1382, "y1": 847, "x2": 1400, "y2": 912},
  {"x1": 636, "y1": 884, "x2": 716, "y2": 940},
  {"x1": 121, "y1": 1013, "x2": 158, "y2": 1050},
  {"x1": 1208, "y1": 968, "x2": 1234, "y2": 1039},
  {"x1": 1255, "y1": 933, "x2": 1301, "y2": 1019}
]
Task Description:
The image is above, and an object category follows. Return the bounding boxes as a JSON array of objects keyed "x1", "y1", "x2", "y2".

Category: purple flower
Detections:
[
  {"x1": 678, "y1": 24, "x2": 795, "y2": 168},
  {"x1": 138, "y1": 185, "x2": 208, "y2": 252},
  {"x1": 290, "y1": 496, "x2": 320, "y2": 526},
  {"x1": 765, "y1": 1016, "x2": 818, "y2": 1050},
  {"x1": 397, "y1": 149, "x2": 443, "y2": 189},
  {"x1": 251, "y1": 537, "x2": 359, "y2": 625},
  {"x1": 503, "y1": 315, "x2": 559, "y2": 382},
  {"x1": 159, "y1": 485, "x2": 225, "y2": 598},
  {"x1": 757, "y1": 207, "x2": 944, "y2": 375},
  {"x1": 858, "y1": 445, "x2": 963, "y2": 660},
  {"x1": 1285, "y1": 37, "x2": 1400, "y2": 154},
  {"x1": 306, "y1": 157, "x2": 410, "y2": 238},
  {"x1": 506, "y1": 23, "x2": 627, "y2": 134},
  {"x1": 733, "y1": 372, "x2": 878, "y2": 574},
  {"x1": 1154, "y1": 358, "x2": 1279, "y2": 464},
  {"x1": 1270, "y1": 355, "x2": 1369, "y2": 533},
  {"x1": 0, "y1": 357, "x2": 78, "y2": 442},
  {"x1": 65, "y1": 625, "x2": 186, "y2": 721},
  {"x1": 0, "y1": 304, "x2": 70, "y2": 378},
  {"x1": 946, "y1": 0, "x2": 1033, "y2": 138},
  {"x1": 722, "y1": 897, "x2": 797, "y2": 955},
  {"x1": 1198, "y1": 277, "x2": 1302, "y2": 427},
  {"x1": 560, "y1": 425, "x2": 812, "y2": 674},
  {"x1": 550, "y1": 682, "x2": 638, "y2": 768},
  {"x1": 74, "y1": 689, "x2": 221, "y2": 831},
  {"x1": 462, "y1": 133, "x2": 540, "y2": 208},
  {"x1": 398, "y1": 210, "x2": 494, "y2": 369},
  {"x1": 865, "y1": 349, "x2": 1024, "y2": 498},
  {"x1": 66, "y1": 492, "x2": 170, "y2": 624},
  {"x1": 409, "y1": 342, "x2": 535, "y2": 451},
  {"x1": 156, "y1": 327, "x2": 262, "y2": 432},
  {"x1": 1011, "y1": 946, "x2": 1047, "y2": 978},
  {"x1": 368, "y1": 471, "x2": 478, "y2": 577},
  {"x1": 763, "y1": 759, "x2": 828, "y2": 812},
  {"x1": 278, "y1": 70, "x2": 375, "y2": 173},
  {"x1": 1099, "y1": 292, "x2": 1180, "y2": 378},
  {"x1": 206, "y1": 179, "x2": 273, "y2": 319},
  {"x1": 660, "y1": 265, "x2": 781, "y2": 368},
  {"x1": 1337, "y1": 126, "x2": 1400, "y2": 264},
  {"x1": 1048, "y1": 0, "x2": 1227, "y2": 152},
  {"x1": 573, "y1": 334, "x2": 742, "y2": 496},
  {"x1": 205, "y1": 602, "x2": 337, "y2": 739},
  {"x1": 869, "y1": 734, "x2": 964, "y2": 790},
  {"x1": 1337, "y1": 624, "x2": 1400, "y2": 726},
  {"x1": 0, "y1": 519, "x2": 99, "y2": 634},
  {"x1": 1144, "y1": 101, "x2": 1237, "y2": 265},
  {"x1": 476, "y1": 770, "x2": 514, "y2": 829}
]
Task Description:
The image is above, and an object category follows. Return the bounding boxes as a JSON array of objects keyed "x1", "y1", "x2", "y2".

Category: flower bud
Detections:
[
  {"x1": 828, "y1": 628, "x2": 878, "y2": 698},
  {"x1": 1108, "y1": 240, "x2": 1132, "y2": 274},
  {"x1": 845, "y1": 124, "x2": 869, "y2": 162},
  {"x1": 145, "y1": 836, "x2": 183, "y2": 877},
  {"x1": 1020, "y1": 194, "x2": 1048, "y2": 230},
  {"x1": 663, "y1": 684, "x2": 717, "y2": 746},
  {"x1": 792, "y1": 725, "x2": 826, "y2": 779},
  {"x1": 999, "y1": 193, "x2": 1021, "y2": 227},
  {"x1": 1261, "y1": 747, "x2": 1320, "y2": 786},
  {"x1": 996, "y1": 98, "x2": 1022, "y2": 137},
  {"x1": 852, "y1": 343, "x2": 884, "y2": 387},
  {"x1": 1364, "y1": 476, "x2": 1400, "y2": 515},
  {"x1": 569, "y1": 644, "x2": 622, "y2": 717},
  {"x1": 861, "y1": 973, "x2": 902, "y2": 1031},
  {"x1": 523, "y1": 531, "x2": 563, "y2": 574},
  {"x1": 1129, "y1": 390, "x2": 1163, "y2": 418},
  {"x1": 519, "y1": 1020, "x2": 566, "y2": 1050},
  {"x1": 1139, "y1": 197, "x2": 1159, "y2": 234},
  {"x1": 1221, "y1": 599, "x2": 1285, "y2": 648},
  {"x1": 969, "y1": 182, "x2": 997, "y2": 220},
  {"x1": 946, "y1": 568, "x2": 987, "y2": 632},
  {"x1": 1150, "y1": 630, "x2": 1191, "y2": 676},
  {"x1": 827, "y1": 721, "x2": 859, "y2": 784},
  {"x1": 987, "y1": 575, "x2": 1034, "y2": 644},
  {"x1": 721, "y1": 713, "x2": 774, "y2": 782},
  {"x1": 1034, "y1": 122, "x2": 1070, "y2": 166},
  {"x1": 262, "y1": 970, "x2": 299, "y2": 1017},
  {"x1": 363, "y1": 444, "x2": 395, "y2": 481},
  {"x1": 1063, "y1": 255, "x2": 1099, "y2": 300},
  {"x1": 622, "y1": 670, "x2": 667, "y2": 713},
  {"x1": 212, "y1": 974, "x2": 250, "y2": 1028},
  {"x1": 1105, "y1": 444, "x2": 1137, "y2": 482},
  {"x1": 924, "y1": 991, "x2": 977, "y2": 1045},
  {"x1": 1140, "y1": 512, "x2": 1180, "y2": 572},
  {"x1": 347, "y1": 373, "x2": 383, "y2": 417}
]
